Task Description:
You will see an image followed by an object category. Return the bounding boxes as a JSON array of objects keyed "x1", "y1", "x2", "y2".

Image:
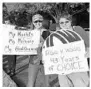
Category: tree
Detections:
[
  {"x1": 3, "y1": 3, "x2": 9, "y2": 23},
  {"x1": 3, "y1": 3, "x2": 89, "y2": 24}
]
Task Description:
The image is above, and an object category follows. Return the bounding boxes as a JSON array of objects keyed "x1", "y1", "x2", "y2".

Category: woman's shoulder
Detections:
[{"x1": 73, "y1": 26, "x2": 84, "y2": 30}]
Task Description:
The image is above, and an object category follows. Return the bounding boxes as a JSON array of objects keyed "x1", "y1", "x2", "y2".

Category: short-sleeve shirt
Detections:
[{"x1": 73, "y1": 26, "x2": 89, "y2": 47}]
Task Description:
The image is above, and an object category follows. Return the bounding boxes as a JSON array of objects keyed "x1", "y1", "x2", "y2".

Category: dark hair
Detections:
[
  {"x1": 57, "y1": 12, "x2": 75, "y2": 27},
  {"x1": 57, "y1": 12, "x2": 72, "y2": 22}
]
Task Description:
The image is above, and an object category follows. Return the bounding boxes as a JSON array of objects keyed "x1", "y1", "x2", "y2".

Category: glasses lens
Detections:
[
  {"x1": 34, "y1": 20, "x2": 42, "y2": 23},
  {"x1": 60, "y1": 21, "x2": 69, "y2": 24},
  {"x1": 60, "y1": 22, "x2": 64, "y2": 24},
  {"x1": 65, "y1": 21, "x2": 69, "y2": 23}
]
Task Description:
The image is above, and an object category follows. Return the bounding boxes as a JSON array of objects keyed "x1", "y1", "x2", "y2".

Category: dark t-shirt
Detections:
[{"x1": 42, "y1": 30, "x2": 50, "y2": 40}]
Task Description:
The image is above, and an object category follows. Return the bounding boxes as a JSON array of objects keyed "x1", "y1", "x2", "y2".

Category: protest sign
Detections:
[
  {"x1": 42, "y1": 30, "x2": 89, "y2": 75},
  {"x1": 3, "y1": 25, "x2": 40, "y2": 55}
]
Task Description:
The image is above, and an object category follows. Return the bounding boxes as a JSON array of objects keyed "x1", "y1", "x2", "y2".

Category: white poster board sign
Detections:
[
  {"x1": 42, "y1": 40, "x2": 89, "y2": 75},
  {"x1": 3, "y1": 25, "x2": 40, "y2": 55}
]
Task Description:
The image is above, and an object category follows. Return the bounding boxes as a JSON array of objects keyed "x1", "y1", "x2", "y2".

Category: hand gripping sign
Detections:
[{"x1": 42, "y1": 30, "x2": 89, "y2": 75}]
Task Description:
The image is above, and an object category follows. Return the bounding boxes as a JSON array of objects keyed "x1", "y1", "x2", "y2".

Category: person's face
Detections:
[
  {"x1": 33, "y1": 20, "x2": 43, "y2": 29},
  {"x1": 59, "y1": 18, "x2": 72, "y2": 30}
]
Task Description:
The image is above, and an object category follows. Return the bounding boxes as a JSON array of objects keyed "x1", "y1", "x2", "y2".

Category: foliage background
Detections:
[{"x1": 3, "y1": 3, "x2": 89, "y2": 28}]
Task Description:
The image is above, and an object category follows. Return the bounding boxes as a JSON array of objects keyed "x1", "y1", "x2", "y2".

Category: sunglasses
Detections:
[
  {"x1": 33, "y1": 20, "x2": 43, "y2": 23},
  {"x1": 59, "y1": 21, "x2": 70, "y2": 24}
]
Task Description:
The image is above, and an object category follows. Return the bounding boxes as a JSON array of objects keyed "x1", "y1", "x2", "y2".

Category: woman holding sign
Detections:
[
  {"x1": 56, "y1": 12, "x2": 89, "y2": 87},
  {"x1": 27, "y1": 12, "x2": 50, "y2": 87}
]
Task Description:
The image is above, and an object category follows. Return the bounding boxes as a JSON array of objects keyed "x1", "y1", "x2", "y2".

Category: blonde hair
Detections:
[{"x1": 57, "y1": 12, "x2": 72, "y2": 22}]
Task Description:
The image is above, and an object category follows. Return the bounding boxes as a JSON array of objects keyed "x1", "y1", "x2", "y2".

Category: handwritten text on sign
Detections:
[
  {"x1": 3, "y1": 27, "x2": 40, "y2": 55},
  {"x1": 42, "y1": 40, "x2": 88, "y2": 75}
]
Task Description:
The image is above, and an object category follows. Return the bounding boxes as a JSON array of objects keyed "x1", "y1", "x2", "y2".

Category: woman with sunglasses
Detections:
[
  {"x1": 57, "y1": 12, "x2": 89, "y2": 87},
  {"x1": 27, "y1": 13, "x2": 50, "y2": 87}
]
